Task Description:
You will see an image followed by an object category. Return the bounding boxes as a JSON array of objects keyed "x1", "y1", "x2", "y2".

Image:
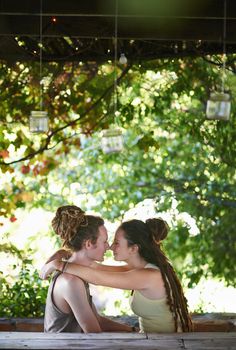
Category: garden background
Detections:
[{"x1": 0, "y1": 54, "x2": 236, "y2": 317}]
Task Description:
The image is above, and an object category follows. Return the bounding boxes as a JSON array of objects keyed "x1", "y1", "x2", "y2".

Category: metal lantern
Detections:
[
  {"x1": 29, "y1": 111, "x2": 49, "y2": 133},
  {"x1": 206, "y1": 92, "x2": 231, "y2": 121},
  {"x1": 101, "y1": 128, "x2": 123, "y2": 154}
]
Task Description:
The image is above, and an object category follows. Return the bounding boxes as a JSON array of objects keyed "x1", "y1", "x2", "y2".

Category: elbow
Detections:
[
  {"x1": 83, "y1": 329, "x2": 102, "y2": 333},
  {"x1": 82, "y1": 325, "x2": 102, "y2": 333}
]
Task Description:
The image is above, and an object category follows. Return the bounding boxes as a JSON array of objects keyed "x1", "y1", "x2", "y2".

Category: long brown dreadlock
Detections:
[{"x1": 119, "y1": 218, "x2": 193, "y2": 332}]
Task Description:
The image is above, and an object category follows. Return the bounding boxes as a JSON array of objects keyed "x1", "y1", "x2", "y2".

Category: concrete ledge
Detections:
[{"x1": 0, "y1": 314, "x2": 235, "y2": 332}]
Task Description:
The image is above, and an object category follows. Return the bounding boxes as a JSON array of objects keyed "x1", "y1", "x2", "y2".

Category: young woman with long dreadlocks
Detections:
[{"x1": 40, "y1": 217, "x2": 192, "y2": 333}]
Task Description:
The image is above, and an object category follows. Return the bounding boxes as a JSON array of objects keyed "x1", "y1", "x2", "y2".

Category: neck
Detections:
[
  {"x1": 68, "y1": 250, "x2": 94, "y2": 267},
  {"x1": 126, "y1": 255, "x2": 148, "y2": 269}
]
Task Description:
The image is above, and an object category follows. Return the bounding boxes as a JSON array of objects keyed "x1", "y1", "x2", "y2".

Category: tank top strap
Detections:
[
  {"x1": 145, "y1": 263, "x2": 159, "y2": 270},
  {"x1": 82, "y1": 279, "x2": 93, "y2": 307},
  {"x1": 51, "y1": 271, "x2": 62, "y2": 304}
]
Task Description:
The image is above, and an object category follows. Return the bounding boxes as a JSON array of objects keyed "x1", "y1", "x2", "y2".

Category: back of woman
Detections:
[{"x1": 44, "y1": 272, "x2": 83, "y2": 333}]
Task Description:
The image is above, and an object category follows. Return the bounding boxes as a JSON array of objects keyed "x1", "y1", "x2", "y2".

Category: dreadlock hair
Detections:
[
  {"x1": 51, "y1": 205, "x2": 104, "y2": 251},
  {"x1": 118, "y1": 218, "x2": 193, "y2": 332}
]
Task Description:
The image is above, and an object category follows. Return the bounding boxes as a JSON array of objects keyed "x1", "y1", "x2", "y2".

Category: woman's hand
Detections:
[
  {"x1": 45, "y1": 249, "x2": 71, "y2": 264},
  {"x1": 39, "y1": 259, "x2": 62, "y2": 279}
]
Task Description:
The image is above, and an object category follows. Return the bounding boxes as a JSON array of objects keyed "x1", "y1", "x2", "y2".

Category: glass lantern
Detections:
[
  {"x1": 119, "y1": 53, "x2": 128, "y2": 65},
  {"x1": 206, "y1": 92, "x2": 231, "y2": 121},
  {"x1": 29, "y1": 111, "x2": 49, "y2": 133},
  {"x1": 101, "y1": 128, "x2": 123, "y2": 154}
]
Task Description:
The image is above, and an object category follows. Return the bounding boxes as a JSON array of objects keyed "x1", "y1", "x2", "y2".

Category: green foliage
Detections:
[
  {"x1": 0, "y1": 243, "x2": 49, "y2": 317},
  {"x1": 0, "y1": 54, "x2": 236, "y2": 318},
  {"x1": 0, "y1": 263, "x2": 48, "y2": 317},
  {"x1": 0, "y1": 243, "x2": 24, "y2": 259}
]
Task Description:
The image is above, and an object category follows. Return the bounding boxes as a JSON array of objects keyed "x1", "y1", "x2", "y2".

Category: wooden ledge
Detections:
[
  {"x1": 0, "y1": 313, "x2": 235, "y2": 333},
  {"x1": 0, "y1": 332, "x2": 236, "y2": 350}
]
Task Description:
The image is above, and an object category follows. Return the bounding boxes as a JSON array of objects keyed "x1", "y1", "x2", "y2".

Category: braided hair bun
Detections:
[
  {"x1": 145, "y1": 218, "x2": 169, "y2": 243},
  {"x1": 51, "y1": 205, "x2": 88, "y2": 247}
]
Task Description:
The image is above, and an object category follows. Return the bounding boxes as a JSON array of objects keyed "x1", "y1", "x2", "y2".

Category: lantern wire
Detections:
[
  {"x1": 39, "y1": 0, "x2": 43, "y2": 110},
  {"x1": 114, "y1": 0, "x2": 118, "y2": 120},
  {"x1": 221, "y1": 0, "x2": 227, "y2": 93}
]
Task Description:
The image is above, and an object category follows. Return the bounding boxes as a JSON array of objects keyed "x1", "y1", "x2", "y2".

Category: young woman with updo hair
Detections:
[
  {"x1": 41, "y1": 216, "x2": 192, "y2": 333},
  {"x1": 43, "y1": 205, "x2": 136, "y2": 333}
]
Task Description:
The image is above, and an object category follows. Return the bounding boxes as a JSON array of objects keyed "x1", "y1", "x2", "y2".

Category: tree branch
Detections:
[{"x1": 0, "y1": 63, "x2": 132, "y2": 166}]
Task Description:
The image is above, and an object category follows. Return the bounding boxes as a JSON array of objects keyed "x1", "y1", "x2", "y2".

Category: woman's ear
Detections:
[
  {"x1": 130, "y1": 244, "x2": 139, "y2": 254},
  {"x1": 84, "y1": 239, "x2": 94, "y2": 250}
]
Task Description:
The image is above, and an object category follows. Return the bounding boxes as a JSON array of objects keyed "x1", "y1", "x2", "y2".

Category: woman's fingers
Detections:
[{"x1": 39, "y1": 262, "x2": 53, "y2": 279}]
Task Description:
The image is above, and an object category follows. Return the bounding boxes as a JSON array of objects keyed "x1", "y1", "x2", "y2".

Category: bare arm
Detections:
[
  {"x1": 60, "y1": 274, "x2": 102, "y2": 333},
  {"x1": 55, "y1": 274, "x2": 136, "y2": 333},
  {"x1": 45, "y1": 249, "x2": 71, "y2": 264},
  {"x1": 39, "y1": 260, "x2": 131, "y2": 280},
  {"x1": 54, "y1": 261, "x2": 159, "y2": 291},
  {"x1": 91, "y1": 303, "x2": 136, "y2": 332},
  {"x1": 91, "y1": 262, "x2": 131, "y2": 272}
]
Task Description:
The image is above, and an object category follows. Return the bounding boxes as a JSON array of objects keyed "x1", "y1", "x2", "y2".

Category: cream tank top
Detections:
[{"x1": 130, "y1": 263, "x2": 175, "y2": 333}]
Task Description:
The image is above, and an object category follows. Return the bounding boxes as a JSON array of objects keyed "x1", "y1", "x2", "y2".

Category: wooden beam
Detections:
[{"x1": 0, "y1": 332, "x2": 235, "y2": 350}]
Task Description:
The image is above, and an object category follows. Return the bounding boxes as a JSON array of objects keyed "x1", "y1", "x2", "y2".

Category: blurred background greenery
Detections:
[{"x1": 0, "y1": 56, "x2": 236, "y2": 317}]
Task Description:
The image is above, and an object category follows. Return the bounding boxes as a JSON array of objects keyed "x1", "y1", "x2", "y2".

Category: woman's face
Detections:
[
  {"x1": 110, "y1": 228, "x2": 133, "y2": 261},
  {"x1": 89, "y1": 225, "x2": 109, "y2": 262}
]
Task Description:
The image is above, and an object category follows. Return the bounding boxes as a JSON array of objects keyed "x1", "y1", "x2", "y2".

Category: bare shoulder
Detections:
[
  {"x1": 144, "y1": 266, "x2": 160, "y2": 273},
  {"x1": 141, "y1": 266, "x2": 163, "y2": 280},
  {"x1": 53, "y1": 273, "x2": 90, "y2": 314},
  {"x1": 57, "y1": 273, "x2": 85, "y2": 290},
  {"x1": 124, "y1": 266, "x2": 162, "y2": 280}
]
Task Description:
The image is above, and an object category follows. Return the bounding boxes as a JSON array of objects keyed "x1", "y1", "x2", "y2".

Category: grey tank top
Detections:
[{"x1": 44, "y1": 271, "x2": 92, "y2": 333}]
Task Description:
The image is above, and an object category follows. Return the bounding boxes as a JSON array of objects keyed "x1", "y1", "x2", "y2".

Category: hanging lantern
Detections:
[
  {"x1": 119, "y1": 53, "x2": 127, "y2": 65},
  {"x1": 206, "y1": 92, "x2": 231, "y2": 121},
  {"x1": 206, "y1": 1, "x2": 231, "y2": 121},
  {"x1": 29, "y1": 0, "x2": 49, "y2": 133},
  {"x1": 100, "y1": 0, "x2": 123, "y2": 155},
  {"x1": 29, "y1": 111, "x2": 49, "y2": 133},
  {"x1": 101, "y1": 128, "x2": 123, "y2": 154}
]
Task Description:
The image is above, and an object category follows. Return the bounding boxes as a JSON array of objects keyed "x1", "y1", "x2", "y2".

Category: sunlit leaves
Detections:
[{"x1": 0, "y1": 55, "x2": 236, "y2": 287}]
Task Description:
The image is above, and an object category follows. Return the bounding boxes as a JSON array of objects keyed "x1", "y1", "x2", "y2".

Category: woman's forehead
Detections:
[
  {"x1": 98, "y1": 225, "x2": 108, "y2": 239},
  {"x1": 114, "y1": 228, "x2": 125, "y2": 239}
]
